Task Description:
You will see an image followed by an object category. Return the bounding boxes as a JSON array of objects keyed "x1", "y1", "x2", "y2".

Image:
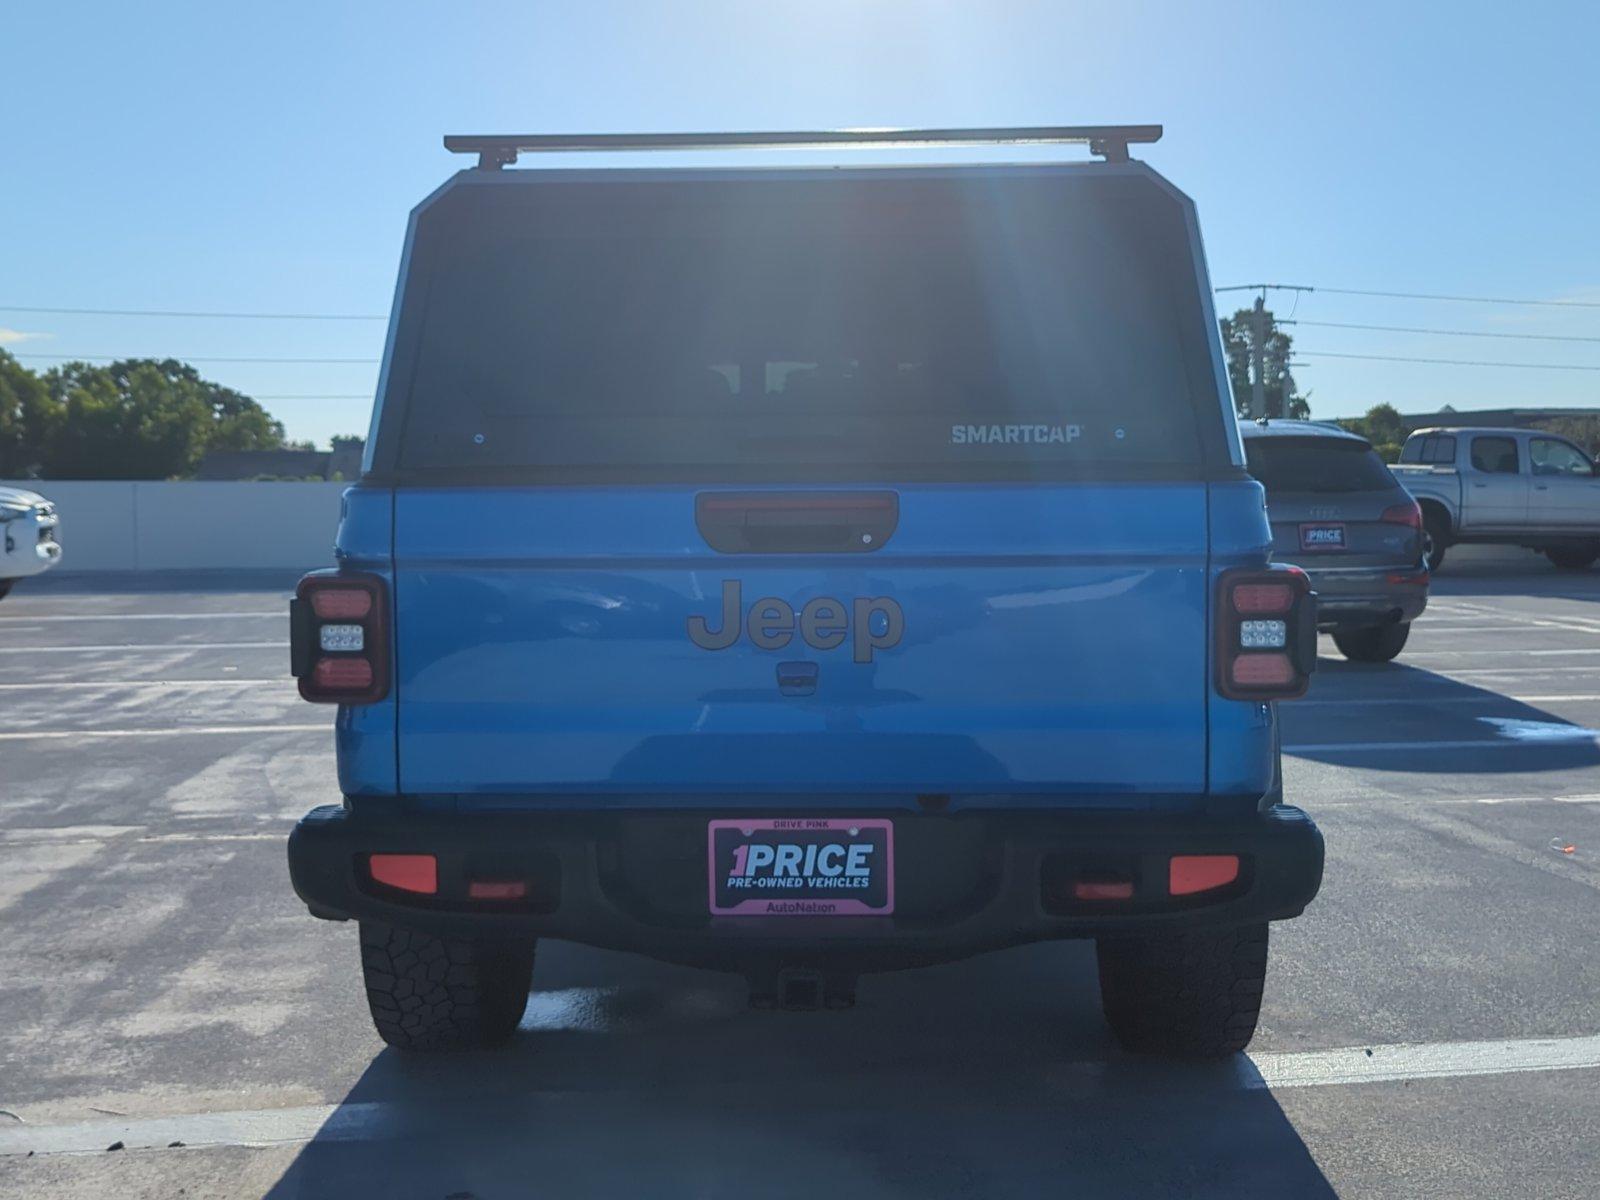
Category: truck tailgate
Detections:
[{"x1": 392, "y1": 485, "x2": 1209, "y2": 801}]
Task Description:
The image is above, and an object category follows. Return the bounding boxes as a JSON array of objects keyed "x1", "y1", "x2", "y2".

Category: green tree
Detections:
[
  {"x1": 0, "y1": 349, "x2": 58, "y2": 478},
  {"x1": 42, "y1": 358, "x2": 286, "y2": 479},
  {"x1": 1338, "y1": 403, "x2": 1407, "y2": 462},
  {"x1": 1219, "y1": 307, "x2": 1310, "y2": 419}
]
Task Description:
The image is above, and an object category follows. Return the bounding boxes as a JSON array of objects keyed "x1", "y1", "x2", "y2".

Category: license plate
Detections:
[
  {"x1": 1299, "y1": 523, "x2": 1346, "y2": 550},
  {"x1": 707, "y1": 818, "x2": 894, "y2": 916}
]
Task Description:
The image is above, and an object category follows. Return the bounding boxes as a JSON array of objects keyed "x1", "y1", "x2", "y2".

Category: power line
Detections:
[
  {"x1": 1314, "y1": 286, "x2": 1600, "y2": 308},
  {"x1": 13, "y1": 353, "x2": 380, "y2": 364},
  {"x1": 251, "y1": 394, "x2": 373, "y2": 400},
  {"x1": 1216, "y1": 284, "x2": 1600, "y2": 309},
  {"x1": 0, "y1": 304, "x2": 387, "y2": 320},
  {"x1": 1299, "y1": 350, "x2": 1600, "y2": 371},
  {"x1": 1295, "y1": 320, "x2": 1600, "y2": 344}
]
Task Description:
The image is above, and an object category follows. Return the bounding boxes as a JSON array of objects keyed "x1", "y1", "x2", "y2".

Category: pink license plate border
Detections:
[{"x1": 706, "y1": 818, "x2": 895, "y2": 917}]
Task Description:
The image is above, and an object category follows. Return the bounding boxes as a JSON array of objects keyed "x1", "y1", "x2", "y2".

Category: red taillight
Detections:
[
  {"x1": 1230, "y1": 652, "x2": 1295, "y2": 688},
  {"x1": 1169, "y1": 854, "x2": 1240, "y2": 896},
  {"x1": 311, "y1": 588, "x2": 373, "y2": 619},
  {"x1": 313, "y1": 657, "x2": 374, "y2": 690},
  {"x1": 1217, "y1": 567, "x2": 1314, "y2": 701},
  {"x1": 369, "y1": 854, "x2": 437, "y2": 895},
  {"x1": 1232, "y1": 583, "x2": 1295, "y2": 615},
  {"x1": 1380, "y1": 501, "x2": 1423, "y2": 529},
  {"x1": 292, "y1": 572, "x2": 389, "y2": 704}
]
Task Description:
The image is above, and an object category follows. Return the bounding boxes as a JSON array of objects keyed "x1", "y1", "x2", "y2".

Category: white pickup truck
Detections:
[
  {"x1": 0, "y1": 485, "x2": 62, "y2": 598},
  {"x1": 1394, "y1": 426, "x2": 1600, "y2": 571}
]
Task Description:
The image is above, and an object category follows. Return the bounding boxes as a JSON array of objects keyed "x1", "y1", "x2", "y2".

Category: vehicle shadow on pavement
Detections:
[
  {"x1": 263, "y1": 939, "x2": 1335, "y2": 1199},
  {"x1": 1284, "y1": 660, "x2": 1600, "y2": 774}
]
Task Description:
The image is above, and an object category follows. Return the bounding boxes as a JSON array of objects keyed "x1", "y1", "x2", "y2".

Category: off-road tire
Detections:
[
  {"x1": 1332, "y1": 622, "x2": 1410, "y2": 663},
  {"x1": 1546, "y1": 544, "x2": 1600, "y2": 571},
  {"x1": 1421, "y1": 512, "x2": 1450, "y2": 572},
  {"x1": 1097, "y1": 923, "x2": 1269, "y2": 1059},
  {"x1": 359, "y1": 922, "x2": 534, "y2": 1051}
]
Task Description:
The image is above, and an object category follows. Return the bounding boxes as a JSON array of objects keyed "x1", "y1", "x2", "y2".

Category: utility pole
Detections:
[{"x1": 1250, "y1": 294, "x2": 1267, "y2": 420}]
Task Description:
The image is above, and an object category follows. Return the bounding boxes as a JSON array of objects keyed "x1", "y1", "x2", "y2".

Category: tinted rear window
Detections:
[
  {"x1": 1244, "y1": 437, "x2": 1396, "y2": 494},
  {"x1": 385, "y1": 172, "x2": 1225, "y2": 482}
]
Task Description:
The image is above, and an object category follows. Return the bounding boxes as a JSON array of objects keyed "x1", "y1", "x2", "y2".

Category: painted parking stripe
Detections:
[
  {"x1": 1286, "y1": 737, "x2": 1598, "y2": 753},
  {"x1": 0, "y1": 679, "x2": 286, "y2": 691},
  {"x1": 0, "y1": 611, "x2": 283, "y2": 623},
  {"x1": 1297, "y1": 693, "x2": 1600, "y2": 707},
  {"x1": 0, "y1": 723, "x2": 327, "y2": 741},
  {"x1": 6, "y1": 641, "x2": 288, "y2": 653},
  {"x1": 3, "y1": 1032, "x2": 1598, "y2": 1158}
]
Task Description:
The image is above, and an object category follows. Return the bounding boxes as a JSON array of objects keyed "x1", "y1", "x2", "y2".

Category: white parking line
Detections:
[
  {"x1": 1285, "y1": 737, "x2": 1597, "y2": 753},
  {"x1": 0, "y1": 679, "x2": 285, "y2": 690},
  {"x1": 0, "y1": 611, "x2": 283, "y2": 623},
  {"x1": 6, "y1": 642, "x2": 289, "y2": 653},
  {"x1": 0, "y1": 724, "x2": 328, "y2": 741},
  {"x1": 1298, "y1": 694, "x2": 1600, "y2": 707},
  {"x1": 2, "y1": 1032, "x2": 1596, "y2": 1157}
]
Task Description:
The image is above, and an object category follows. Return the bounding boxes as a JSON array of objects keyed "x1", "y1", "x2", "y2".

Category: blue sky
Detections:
[{"x1": 4, "y1": 0, "x2": 1597, "y2": 446}]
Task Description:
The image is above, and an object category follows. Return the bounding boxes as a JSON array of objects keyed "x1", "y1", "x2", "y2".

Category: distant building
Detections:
[
  {"x1": 1397, "y1": 406, "x2": 1600, "y2": 432},
  {"x1": 198, "y1": 438, "x2": 364, "y2": 480}
]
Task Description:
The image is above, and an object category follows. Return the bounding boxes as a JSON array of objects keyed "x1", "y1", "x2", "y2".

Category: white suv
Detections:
[{"x1": 0, "y1": 486, "x2": 62, "y2": 598}]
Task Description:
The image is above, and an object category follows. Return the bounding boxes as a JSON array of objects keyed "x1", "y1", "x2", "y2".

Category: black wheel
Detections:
[
  {"x1": 0, "y1": 579, "x2": 12, "y2": 601},
  {"x1": 1546, "y1": 543, "x2": 1600, "y2": 571},
  {"x1": 1097, "y1": 923, "x2": 1269, "y2": 1059},
  {"x1": 1421, "y1": 510, "x2": 1450, "y2": 572},
  {"x1": 1332, "y1": 622, "x2": 1410, "y2": 663},
  {"x1": 359, "y1": 922, "x2": 534, "y2": 1051}
]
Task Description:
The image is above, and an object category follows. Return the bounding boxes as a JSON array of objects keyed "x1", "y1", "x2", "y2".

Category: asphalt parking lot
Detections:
[{"x1": 2, "y1": 561, "x2": 1599, "y2": 1199}]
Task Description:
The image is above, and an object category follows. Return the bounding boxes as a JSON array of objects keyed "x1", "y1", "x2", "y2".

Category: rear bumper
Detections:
[
  {"x1": 1305, "y1": 566, "x2": 1428, "y2": 630},
  {"x1": 287, "y1": 803, "x2": 1324, "y2": 972}
]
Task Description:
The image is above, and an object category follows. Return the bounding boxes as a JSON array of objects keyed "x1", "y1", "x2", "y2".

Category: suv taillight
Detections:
[
  {"x1": 1380, "y1": 500, "x2": 1423, "y2": 529},
  {"x1": 290, "y1": 571, "x2": 390, "y2": 704},
  {"x1": 1216, "y1": 566, "x2": 1316, "y2": 701}
]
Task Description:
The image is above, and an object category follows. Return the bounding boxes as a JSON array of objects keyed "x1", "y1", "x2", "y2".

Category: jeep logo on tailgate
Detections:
[{"x1": 687, "y1": 581, "x2": 904, "y2": 663}]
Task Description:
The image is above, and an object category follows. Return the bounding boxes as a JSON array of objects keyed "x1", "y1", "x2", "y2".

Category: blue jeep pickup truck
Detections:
[{"x1": 287, "y1": 126, "x2": 1324, "y2": 1059}]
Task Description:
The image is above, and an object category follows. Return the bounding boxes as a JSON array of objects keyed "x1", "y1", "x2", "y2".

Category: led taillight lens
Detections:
[
  {"x1": 291, "y1": 572, "x2": 389, "y2": 704},
  {"x1": 311, "y1": 588, "x2": 373, "y2": 619},
  {"x1": 1231, "y1": 652, "x2": 1295, "y2": 688},
  {"x1": 1217, "y1": 567, "x2": 1315, "y2": 701},
  {"x1": 1232, "y1": 583, "x2": 1294, "y2": 614},
  {"x1": 1380, "y1": 501, "x2": 1423, "y2": 529},
  {"x1": 313, "y1": 656, "x2": 374, "y2": 690}
]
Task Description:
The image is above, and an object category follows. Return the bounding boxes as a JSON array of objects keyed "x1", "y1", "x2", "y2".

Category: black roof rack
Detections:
[{"x1": 443, "y1": 125, "x2": 1162, "y2": 170}]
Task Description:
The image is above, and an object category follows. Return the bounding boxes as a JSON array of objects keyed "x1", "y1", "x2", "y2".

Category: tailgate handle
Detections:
[{"x1": 695, "y1": 492, "x2": 898, "y2": 554}]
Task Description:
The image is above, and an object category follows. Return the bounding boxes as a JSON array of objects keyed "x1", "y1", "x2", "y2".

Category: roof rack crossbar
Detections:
[{"x1": 443, "y1": 125, "x2": 1162, "y2": 170}]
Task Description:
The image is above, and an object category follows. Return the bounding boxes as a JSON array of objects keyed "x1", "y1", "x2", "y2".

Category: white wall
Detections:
[{"x1": 4, "y1": 481, "x2": 348, "y2": 572}]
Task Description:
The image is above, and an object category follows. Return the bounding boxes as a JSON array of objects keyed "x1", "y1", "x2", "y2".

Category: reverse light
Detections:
[
  {"x1": 318, "y1": 623, "x2": 365, "y2": 652},
  {"x1": 1239, "y1": 619, "x2": 1287, "y2": 649},
  {"x1": 291, "y1": 572, "x2": 389, "y2": 704}
]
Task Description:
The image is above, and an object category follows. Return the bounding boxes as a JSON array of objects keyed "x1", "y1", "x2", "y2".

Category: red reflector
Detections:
[
  {"x1": 1231, "y1": 652, "x2": 1295, "y2": 687},
  {"x1": 313, "y1": 657, "x2": 373, "y2": 690},
  {"x1": 1386, "y1": 570, "x2": 1429, "y2": 586},
  {"x1": 1170, "y1": 854, "x2": 1240, "y2": 896},
  {"x1": 468, "y1": 880, "x2": 528, "y2": 901},
  {"x1": 1073, "y1": 879, "x2": 1134, "y2": 901},
  {"x1": 369, "y1": 853, "x2": 437, "y2": 894},
  {"x1": 1232, "y1": 583, "x2": 1294, "y2": 614},
  {"x1": 1380, "y1": 501, "x2": 1423, "y2": 529},
  {"x1": 311, "y1": 588, "x2": 373, "y2": 619}
]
